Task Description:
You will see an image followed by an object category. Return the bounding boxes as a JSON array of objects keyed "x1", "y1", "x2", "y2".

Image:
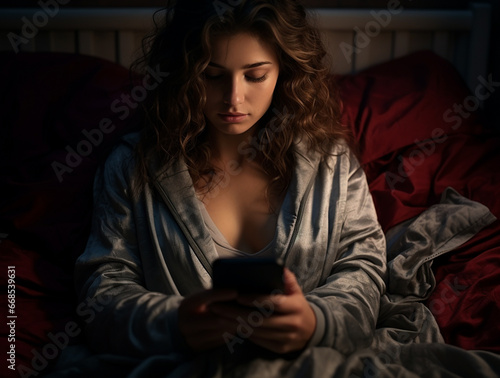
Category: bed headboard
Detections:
[{"x1": 0, "y1": 3, "x2": 492, "y2": 92}]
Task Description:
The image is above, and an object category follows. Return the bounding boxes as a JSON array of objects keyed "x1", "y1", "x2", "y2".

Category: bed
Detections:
[{"x1": 1, "y1": 4, "x2": 499, "y2": 377}]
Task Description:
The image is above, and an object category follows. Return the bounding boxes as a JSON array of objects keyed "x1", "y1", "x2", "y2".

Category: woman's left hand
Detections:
[{"x1": 210, "y1": 268, "x2": 317, "y2": 354}]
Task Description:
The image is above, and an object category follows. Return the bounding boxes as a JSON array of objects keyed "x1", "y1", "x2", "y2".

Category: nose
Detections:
[{"x1": 223, "y1": 76, "x2": 244, "y2": 106}]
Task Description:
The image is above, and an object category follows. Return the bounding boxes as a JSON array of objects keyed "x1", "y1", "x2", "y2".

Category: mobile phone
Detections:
[{"x1": 212, "y1": 257, "x2": 284, "y2": 294}]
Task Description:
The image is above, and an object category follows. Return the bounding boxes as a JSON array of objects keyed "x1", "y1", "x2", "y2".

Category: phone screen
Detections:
[{"x1": 212, "y1": 257, "x2": 284, "y2": 294}]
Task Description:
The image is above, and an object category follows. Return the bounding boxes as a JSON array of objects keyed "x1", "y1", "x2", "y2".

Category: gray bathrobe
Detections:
[{"x1": 60, "y1": 132, "x2": 499, "y2": 377}]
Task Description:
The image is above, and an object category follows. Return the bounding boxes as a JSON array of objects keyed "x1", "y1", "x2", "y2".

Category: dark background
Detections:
[
  {"x1": 0, "y1": 0, "x2": 477, "y2": 7},
  {"x1": 1, "y1": 0, "x2": 499, "y2": 127},
  {"x1": 0, "y1": 0, "x2": 487, "y2": 9}
]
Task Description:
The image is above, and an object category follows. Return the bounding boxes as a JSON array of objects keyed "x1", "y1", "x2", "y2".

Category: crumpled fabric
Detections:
[{"x1": 49, "y1": 136, "x2": 500, "y2": 377}]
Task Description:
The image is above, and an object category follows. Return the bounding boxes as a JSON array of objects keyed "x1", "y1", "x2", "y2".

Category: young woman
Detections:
[{"x1": 74, "y1": 0, "x2": 387, "y2": 374}]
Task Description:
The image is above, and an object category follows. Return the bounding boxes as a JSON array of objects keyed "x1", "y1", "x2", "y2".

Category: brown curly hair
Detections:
[{"x1": 132, "y1": 0, "x2": 351, "y2": 197}]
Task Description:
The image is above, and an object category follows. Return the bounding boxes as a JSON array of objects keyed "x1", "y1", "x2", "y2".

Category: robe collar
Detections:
[{"x1": 149, "y1": 139, "x2": 321, "y2": 276}]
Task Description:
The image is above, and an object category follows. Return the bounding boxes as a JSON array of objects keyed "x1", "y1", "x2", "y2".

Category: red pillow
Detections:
[
  {"x1": 0, "y1": 51, "x2": 140, "y2": 374},
  {"x1": 337, "y1": 51, "x2": 500, "y2": 355},
  {"x1": 337, "y1": 50, "x2": 486, "y2": 165},
  {"x1": 0, "y1": 51, "x2": 140, "y2": 259},
  {"x1": 336, "y1": 51, "x2": 500, "y2": 230}
]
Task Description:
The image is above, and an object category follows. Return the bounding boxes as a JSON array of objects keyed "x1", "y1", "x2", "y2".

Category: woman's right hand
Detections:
[{"x1": 178, "y1": 288, "x2": 239, "y2": 352}]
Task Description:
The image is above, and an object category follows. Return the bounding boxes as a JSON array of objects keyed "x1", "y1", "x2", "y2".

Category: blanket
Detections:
[{"x1": 45, "y1": 188, "x2": 499, "y2": 377}]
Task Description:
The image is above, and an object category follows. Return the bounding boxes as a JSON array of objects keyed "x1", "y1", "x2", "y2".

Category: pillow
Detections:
[
  {"x1": 0, "y1": 51, "x2": 141, "y2": 372},
  {"x1": 336, "y1": 51, "x2": 500, "y2": 230},
  {"x1": 337, "y1": 50, "x2": 486, "y2": 165},
  {"x1": 0, "y1": 51, "x2": 141, "y2": 260},
  {"x1": 336, "y1": 50, "x2": 500, "y2": 354}
]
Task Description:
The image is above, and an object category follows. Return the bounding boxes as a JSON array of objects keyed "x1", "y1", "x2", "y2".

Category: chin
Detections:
[
  {"x1": 221, "y1": 125, "x2": 254, "y2": 136},
  {"x1": 210, "y1": 120, "x2": 257, "y2": 136}
]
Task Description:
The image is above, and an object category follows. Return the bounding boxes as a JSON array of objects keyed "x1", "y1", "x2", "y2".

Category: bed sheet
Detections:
[
  {"x1": 0, "y1": 50, "x2": 499, "y2": 375},
  {"x1": 337, "y1": 51, "x2": 500, "y2": 353}
]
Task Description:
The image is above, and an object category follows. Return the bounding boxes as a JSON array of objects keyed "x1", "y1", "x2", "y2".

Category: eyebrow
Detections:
[{"x1": 207, "y1": 61, "x2": 273, "y2": 69}]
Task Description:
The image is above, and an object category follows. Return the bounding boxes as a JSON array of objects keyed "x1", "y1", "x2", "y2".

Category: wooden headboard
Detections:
[{"x1": 0, "y1": 3, "x2": 492, "y2": 91}]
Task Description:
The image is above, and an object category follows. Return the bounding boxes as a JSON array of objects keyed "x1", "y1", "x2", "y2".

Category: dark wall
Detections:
[
  {"x1": 0, "y1": 0, "x2": 472, "y2": 8},
  {"x1": 1, "y1": 0, "x2": 498, "y2": 127}
]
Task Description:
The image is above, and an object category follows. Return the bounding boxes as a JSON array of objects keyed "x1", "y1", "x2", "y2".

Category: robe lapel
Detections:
[
  {"x1": 149, "y1": 140, "x2": 320, "y2": 273},
  {"x1": 275, "y1": 142, "x2": 320, "y2": 262},
  {"x1": 150, "y1": 157, "x2": 218, "y2": 276}
]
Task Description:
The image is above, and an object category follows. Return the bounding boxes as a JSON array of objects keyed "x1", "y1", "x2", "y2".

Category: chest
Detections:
[{"x1": 200, "y1": 168, "x2": 282, "y2": 254}]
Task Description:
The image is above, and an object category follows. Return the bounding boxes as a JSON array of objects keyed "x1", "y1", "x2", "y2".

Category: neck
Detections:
[{"x1": 207, "y1": 125, "x2": 260, "y2": 168}]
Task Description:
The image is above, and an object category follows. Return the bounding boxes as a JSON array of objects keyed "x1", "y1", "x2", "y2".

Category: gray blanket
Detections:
[{"x1": 48, "y1": 188, "x2": 500, "y2": 377}]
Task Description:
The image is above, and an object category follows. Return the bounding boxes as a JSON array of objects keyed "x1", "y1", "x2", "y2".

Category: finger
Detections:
[
  {"x1": 209, "y1": 301, "x2": 257, "y2": 319},
  {"x1": 245, "y1": 313, "x2": 302, "y2": 333},
  {"x1": 241, "y1": 292, "x2": 308, "y2": 315},
  {"x1": 198, "y1": 288, "x2": 239, "y2": 304},
  {"x1": 248, "y1": 323, "x2": 298, "y2": 338},
  {"x1": 236, "y1": 269, "x2": 301, "y2": 311},
  {"x1": 236, "y1": 294, "x2": 280, "y2": 310},
  {"x1": 182, "y1": 289, "x2": 238, "y2": 312},
  {"x1": 182, "y1": 313, "x2": 239, "y2": 333},
  {"x1": 187, "y1": 328, "x2": 237, "y2": 352},
  {"x1": 282, "y1": 268, "x2": 302, "y2": 296}
]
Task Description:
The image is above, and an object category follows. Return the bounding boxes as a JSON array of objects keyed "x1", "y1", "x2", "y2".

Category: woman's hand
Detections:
[
  {"x1": 210, "y1": 268, "x2": 317, "y2": 354},
  {"x1": 178, "y1": 288, "x2": 240, "y2": 352}
]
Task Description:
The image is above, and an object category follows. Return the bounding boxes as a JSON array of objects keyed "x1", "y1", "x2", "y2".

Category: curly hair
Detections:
[{"x1": 132, "y1": 0, "x2": 351, "y2": 197}]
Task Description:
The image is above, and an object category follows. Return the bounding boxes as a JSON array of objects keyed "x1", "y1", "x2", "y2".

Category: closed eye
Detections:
[
  {"x1": 204, "y1": 73, "x2": 223, "y2": 80},
  {"x1": 246, "y1": 74, "x2": 267, "y2": 83},
  {"x1": 203, "y1": 72, "x2": 268, "y2": 83}
]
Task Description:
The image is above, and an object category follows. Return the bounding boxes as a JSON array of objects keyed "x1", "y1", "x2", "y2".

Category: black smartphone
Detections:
[{"x1": 212, "y1": 257, "x2": 284, "y2": 294}]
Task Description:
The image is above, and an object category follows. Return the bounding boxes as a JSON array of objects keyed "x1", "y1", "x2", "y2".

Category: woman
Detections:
[{"x1": 75, "y1": 0, "x2": 386, "y2": 374}]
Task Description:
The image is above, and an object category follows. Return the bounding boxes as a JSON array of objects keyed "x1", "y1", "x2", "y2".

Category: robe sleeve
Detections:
[
  {"x1": 74, "y1": 144, "x2": 190, "y2": 357},
  {"x1": 305, "y1": 151, "x2": 387, "y2": 354}
]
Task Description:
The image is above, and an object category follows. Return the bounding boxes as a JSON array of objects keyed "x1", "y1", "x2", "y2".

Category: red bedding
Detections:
[
  {"x1": 0, "y1": 51, "x2": 141, "y2": 375},
  {"x1": 337, "y1": 51, "x2": 500, "y2": 353},
  {"x1": 1, "y1": 50, "x2": 499, "y2": 375}
]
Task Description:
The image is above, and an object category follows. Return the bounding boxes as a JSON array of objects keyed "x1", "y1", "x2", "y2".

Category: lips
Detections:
[{"x1": 218, "y1": 112, "x2": 248, "y2": 123}]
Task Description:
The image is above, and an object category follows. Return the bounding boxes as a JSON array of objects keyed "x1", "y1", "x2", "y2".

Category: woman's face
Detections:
[{"x1": 203, "y1": 32, "x2": 280, "y2": 137}]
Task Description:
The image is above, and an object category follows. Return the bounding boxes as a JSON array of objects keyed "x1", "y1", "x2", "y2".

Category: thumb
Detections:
[
  {"x1": 183, "y1": 288, "x2": 237, "y2": 312},
  {"x1": 283, "y1": 268, "x2": 302, "y2": 296}
]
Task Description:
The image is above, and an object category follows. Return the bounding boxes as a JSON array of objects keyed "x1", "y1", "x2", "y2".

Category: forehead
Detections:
[{"x1": 209, "y1": 33, "x2": 278, "y2": 67}]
